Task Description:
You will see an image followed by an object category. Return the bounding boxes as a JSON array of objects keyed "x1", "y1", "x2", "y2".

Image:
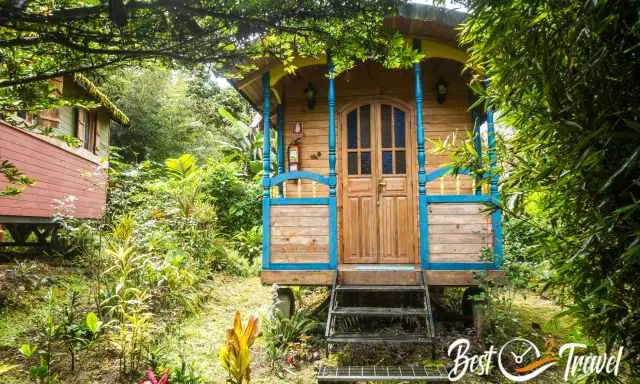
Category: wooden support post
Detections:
[
  {"x1": 485, "y1": 79, "x2": 504, "y2": 268},
  {"x1": 414, "y1": 39, "x2": 429, "y2": 270},
  {"x1": 276, "y1": 103, "x2": 285, "y2": 196},
  {"x1": 262, "y1": 72, "x2": 272, "y2": 270},
  {"x1": 327, "y1": 54, "x2": 338, "y2": 269}
]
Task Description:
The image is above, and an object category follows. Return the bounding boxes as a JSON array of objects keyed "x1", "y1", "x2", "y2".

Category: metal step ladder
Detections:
[
  {"x1": 324, "y1": 272, "x2": 436, "y2": 344},
  {"x1": 319, "y1": 272, "x2": 443, "y2": 382}
]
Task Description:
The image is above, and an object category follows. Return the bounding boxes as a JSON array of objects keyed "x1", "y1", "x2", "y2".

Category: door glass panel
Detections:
[
  {"x1": 394, "y1": 108, "x2": 405, "y2": 148},
  {"x1": 395, "y1": 150, "x2": 406, "y2": 174},
  {"x1": 381, "y1": 105, "x2": 392, "y2": 148},
  {"x1": 382, "y1": 151, "x2": 393, "y2": 174},
  {"x1": 360, "y1": 105, "x2": 371, "y2": 149},
  {"x1": 347, "y1": 110, "x2": 357, "y2": 149},
  {"x1": 360, "y1": 152, "x2": 371, "y2": 175},
  {"x1": 348, "y1": 152, "x2": 358, "y2": 175}
]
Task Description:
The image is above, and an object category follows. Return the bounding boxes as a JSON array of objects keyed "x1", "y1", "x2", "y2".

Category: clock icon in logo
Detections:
[{"x1": 498, "y1": 338, "x2": 558, "y2": 382}]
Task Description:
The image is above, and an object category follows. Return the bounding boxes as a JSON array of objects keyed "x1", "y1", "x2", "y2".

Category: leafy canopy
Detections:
[{"x1": 1, "y1": 0, "x2": 421, "y2": 110}]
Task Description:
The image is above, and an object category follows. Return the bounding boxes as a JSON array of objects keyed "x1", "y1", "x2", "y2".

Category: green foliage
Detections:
[
  {"x1": 97, "y1": 66, "x2": 256, "y2": 164},
  {"x1": 461, "y1": 0, "x2": 640, "y2": 373},
  {"x1": 170, "y1": 356, "x2": 204, "y2": 384},
  {"x1": 57, "y1": 289, "x2": 97, "y2": 372},
  {"x1": 163, "y1": 154, "x2": 208, "y2": 218},
  {"x1": 0, "y1": 159, "x2": 34, "y2": 196},
  {"x1": 216, "y1": 106, "x2": 264, "y2": 179},
  {"x1": 187, "y1": 68, "x2": 253, "y2": 142},
  {"x1": 99, "y1": 68, "x2": 206, "y2": 162},
  {"x1": 1, "y1": 1, "x2": 417, "y2": 109},
  {"x1": 232, "y1": 226, "x2": 262, "y2": 263},
  {"x1": 105, "y1": 154, "x2": 259, "y2": 279},
  {"x1": 201, "y1": 161, "x2": 261, "y2": 234},
  {"x1": 263, "y1": 312, "x2": 319, "y2": 354},
  {"x1": 17, "y1": 289, "x2": 61, "y2": 383}
]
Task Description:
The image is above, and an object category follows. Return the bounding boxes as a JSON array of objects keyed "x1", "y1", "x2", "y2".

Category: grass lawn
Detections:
[{"x1": 0, "y1": 260, "x2": 580, "y2": 383}]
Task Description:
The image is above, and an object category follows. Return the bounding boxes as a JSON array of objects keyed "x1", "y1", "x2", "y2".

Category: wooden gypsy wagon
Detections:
[
  {"x1": 0, "y1": 74, "x2": 128, "y2": 248},
  {"x1": 233, "y1": 5, "x2": 503, "y2": 379}
]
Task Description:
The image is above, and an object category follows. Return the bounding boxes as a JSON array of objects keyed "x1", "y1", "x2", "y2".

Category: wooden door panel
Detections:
[
  {"x1": 347, "y1": 178, "x2": 374, "y2": 193},
  {"x1": 344, "y1": 196, "x2": 377, "y2": 263},
  {"x1": 360, "y1": 197, "x2": 378, "y2": 258},
  {"x1": 378, "y1": 196, "x2": 412, "y2": 262},
  {"x1": 396, "y1": 196, "x2": 411, "y2": 259}
]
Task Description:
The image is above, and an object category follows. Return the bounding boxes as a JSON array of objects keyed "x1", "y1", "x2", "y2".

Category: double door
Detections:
[{"x1": 341, "y1": 102, "x2": 416, "y2": 264}]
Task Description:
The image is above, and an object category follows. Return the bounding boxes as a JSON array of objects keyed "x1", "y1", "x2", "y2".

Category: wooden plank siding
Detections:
[
  {"x1": 269, "y1": 205, "x2": 330, "y2": 264},
  {"x1": 0, "y1": 121, "x2": 107, "y2": 220}
]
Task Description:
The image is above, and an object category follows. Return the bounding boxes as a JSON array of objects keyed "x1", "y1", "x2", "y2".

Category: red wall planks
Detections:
[{"x1": 0, "y1": 121, "x2": 107, "y2": 220}]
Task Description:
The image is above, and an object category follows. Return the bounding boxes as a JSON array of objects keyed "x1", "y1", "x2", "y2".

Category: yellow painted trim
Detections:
[
  {"x1": 270, "y1": 56, "x2": 327, "y2": 87},
  {"x1": 420, "y1": 39, "x2": 467, "y2": 63},
  {"x1": 245, "y1": 40, "x2": 465, "y2": 99}
]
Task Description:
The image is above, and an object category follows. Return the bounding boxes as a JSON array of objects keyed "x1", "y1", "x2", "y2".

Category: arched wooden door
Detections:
[{"x1": 340, "y1": 102, "x2": 416, "y2": 264}]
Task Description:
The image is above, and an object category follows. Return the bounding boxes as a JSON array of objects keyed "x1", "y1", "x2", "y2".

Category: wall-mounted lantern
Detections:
[
  {"x1": 304, "y1": 82, "x2": 317, "y2": 110},
  {"x1": 435, "y1": 77, "x2": 448, "y2": 104}
]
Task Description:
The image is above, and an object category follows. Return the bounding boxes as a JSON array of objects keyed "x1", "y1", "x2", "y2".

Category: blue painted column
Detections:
[
  {"x1": 414, "y1": 39, "x2": 429, "y2": 270},
  {"x1": 472, "y1": 109, "x2": 483, "y2": 195},
  {"x1": 327, "y1": 55, "x2": 338, "y2": 269},
  {"x1": 261, "y1": 72, "x2": 272, "y2": 270},
  {"x1": 485, "y1": 80, "x2": 504, "y2": 268},
  {"x1": 276, "y1": 103, "x2": 285, "y2": 196}
]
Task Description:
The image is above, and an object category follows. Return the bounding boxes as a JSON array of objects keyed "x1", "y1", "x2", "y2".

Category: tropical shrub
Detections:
[
  {"x1": 57, "y1": 289, "x2": 101, "y2": 372},
  {"x1": 169, "y1": 355, "x2": 204, "y2": 384},
  {"x1": 219, "y1": 312, "x2": 260, "y2": 384},
  {"x1": 231, "y1": 226, "x2": 262, "y2": 263},
  {"x1": 262, "y1": 312, "x2": 320, "y2": 354},
  {"x1": 201, "y1": 161, "x2": 260, "y2": 235}
]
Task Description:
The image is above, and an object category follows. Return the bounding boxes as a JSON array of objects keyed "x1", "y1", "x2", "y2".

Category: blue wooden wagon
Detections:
[{"x1": 231, "y1": 4, "x2": 503, "y2": 380}]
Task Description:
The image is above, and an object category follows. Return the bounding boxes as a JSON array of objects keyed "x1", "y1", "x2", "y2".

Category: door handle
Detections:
[{"x1": 376, "y1": 181, "x2": 387, "y2": 206}]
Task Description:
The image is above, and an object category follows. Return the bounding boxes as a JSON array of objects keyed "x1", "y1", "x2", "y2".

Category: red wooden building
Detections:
[{"x1": 0, "y1": 74, "x2": 128, "y2": 246}]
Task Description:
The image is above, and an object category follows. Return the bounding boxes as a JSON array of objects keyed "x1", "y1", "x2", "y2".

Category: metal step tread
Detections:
[
  {"x1": 327, "y1": 332, "x2": 431, "y2": 344},
  {"x1": 317, "y1": 365, "x2": 449, "y2": 382},
  {"x1": 333, "y1": 306, "x2": 427, "y2": 316},
  {"x1": 336, "y1": 284, "x2": 424, "y2": 292}
]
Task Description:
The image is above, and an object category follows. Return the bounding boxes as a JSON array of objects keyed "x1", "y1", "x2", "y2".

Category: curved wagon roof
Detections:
[{"x1": 230, "y1": 3, "x2": 468, "y2": 111}]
